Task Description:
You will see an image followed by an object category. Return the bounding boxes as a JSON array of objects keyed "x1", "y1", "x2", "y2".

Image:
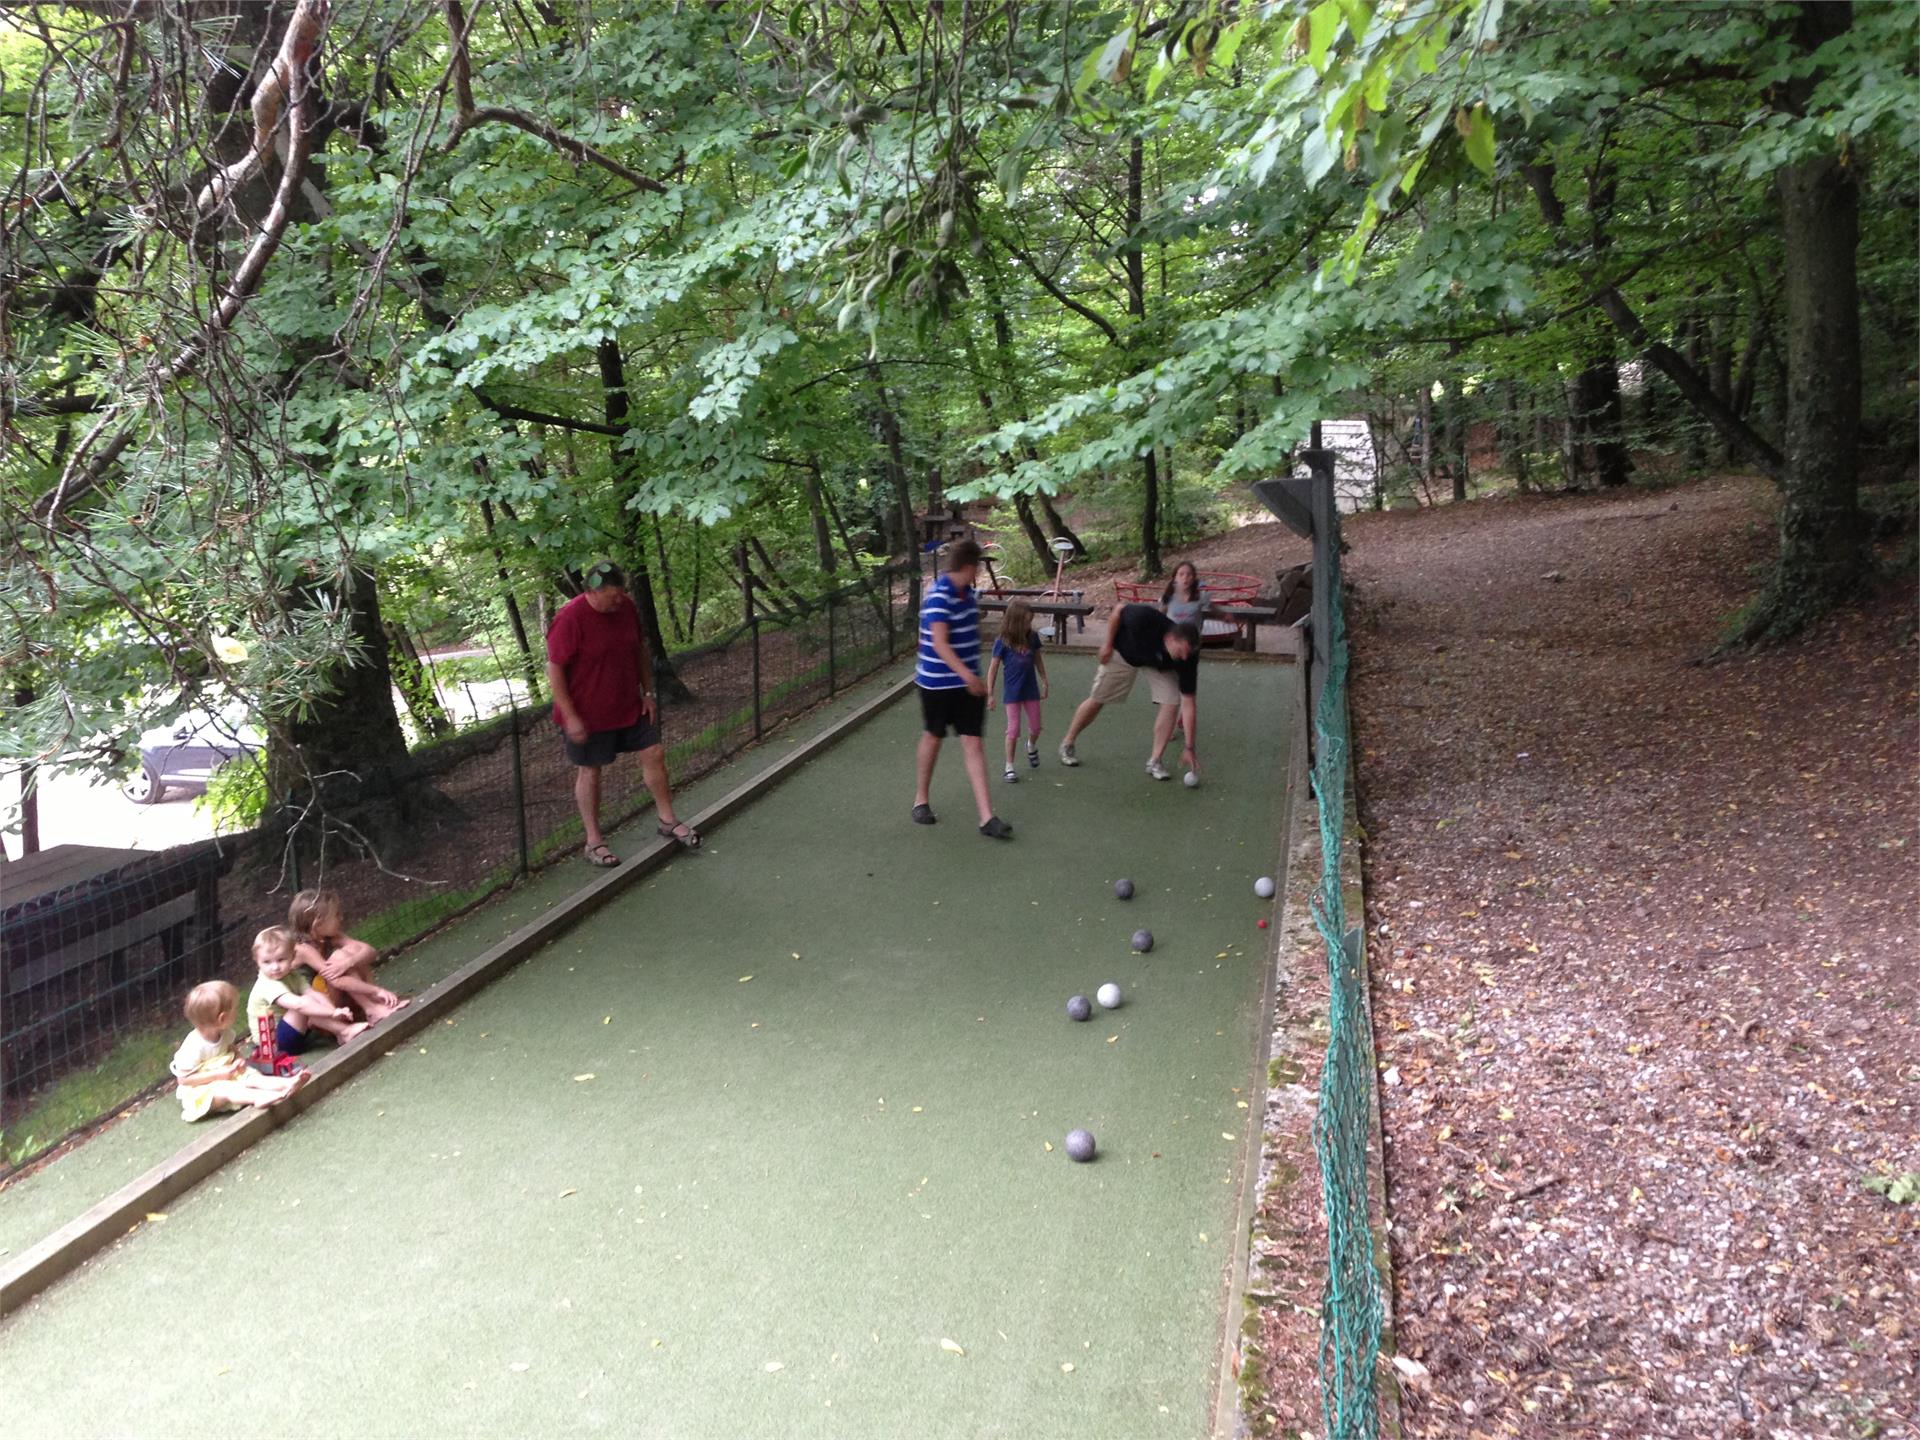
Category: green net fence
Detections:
[{"x1": 1308, "y1": 537, "x2": 1385, "y2": 1438}]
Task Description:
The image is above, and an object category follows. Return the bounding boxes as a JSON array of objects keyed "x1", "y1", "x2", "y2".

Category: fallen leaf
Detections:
[
  {"x1": 509, "y1": 1362, "x2": 530, "y2": 1373},
  {"x1": 738, "y1": 975, "x2": 753, "y2": 983},
  {"x1": 574, "y1": 1074, "x2": 596, "y2": 1083},
  {"x1": 1044, "y1": 1141, "x2": 1054, "y2": 1151},
  {"x1": 940, "y1": 1338, "x2": 966, "y2": 1356},
  {"x1": 1107, "y1": 1035, "x2": 1119, "y2": 1044},
  {"x1": 1061, "y1": 1362, "x2": 1075, "y2": 1373},
  {"x1": 145, "y1": 1212, "x2": 168, "y2": 1223},
  {"x1": 558, "y1": 1188, "x2": 578, "y2": 1199},
  {"x1": 911, "y1": 1106, "x2": 923, "y2": 1113},
  {"x1": 603, "y1": 1016, "x2": 612, "y2": 1025},
  {"x1": 764, "y1": 1360, "x2": 784, "y2": 1373}
]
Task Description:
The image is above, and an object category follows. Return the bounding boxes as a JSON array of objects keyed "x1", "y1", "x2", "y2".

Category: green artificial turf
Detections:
[{"x1": 0, "y1": 656, "x2": 1295, "y2": 1439}]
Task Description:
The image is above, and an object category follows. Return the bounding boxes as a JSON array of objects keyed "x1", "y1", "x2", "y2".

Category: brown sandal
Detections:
[
  {"x1": 657, "y1": 820, "x2": 701, "y2": 850},
  {"x1": 584, "y1": 842, "x2": 621, "y2": 868}
]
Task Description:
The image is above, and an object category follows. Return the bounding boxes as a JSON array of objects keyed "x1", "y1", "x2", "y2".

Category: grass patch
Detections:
[{"x1": 3, "y1": 1029, "x2": 175, "y2": 1169}]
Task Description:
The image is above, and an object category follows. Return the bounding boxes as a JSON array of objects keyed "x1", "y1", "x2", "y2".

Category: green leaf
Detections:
[
  {"x1": 1307, "y1": 2, "x2": 1341, "y2": 74},
  {"x1": 1146, "y1": 51, "x2": 1173, "y2": 99},
  {"x1": 1463, "y1": 105, "x2": 1496, "y2": 175},
  {"x1": 1213, "y1": 17, "x2": 1252, "y2": 73},
  {"x1": 1096, "y1": 27, "x2": 1136, "y2": 85}
]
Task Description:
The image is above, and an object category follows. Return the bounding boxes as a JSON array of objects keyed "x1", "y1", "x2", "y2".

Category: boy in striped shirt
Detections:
[{"x1": 911, "y1": 540, "x2": 1013, "y2": 839}]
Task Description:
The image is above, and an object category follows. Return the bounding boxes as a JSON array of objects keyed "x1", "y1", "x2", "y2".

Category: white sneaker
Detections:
[
  {"x1": 1145, "y1": 758, "x2": 1170, "y2": 781},
  {"x1": 1059, "y1": 742, "x2": 1080, "y2": 767}
]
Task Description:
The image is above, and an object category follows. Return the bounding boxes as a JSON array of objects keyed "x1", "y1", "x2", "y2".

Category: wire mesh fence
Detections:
[
  {"x1": 0, "y1": 565, "x2": 912, "y2": 1172},
  {"x1": 1307, "y1": 528, "x2": 1385, "y2": 1438}
]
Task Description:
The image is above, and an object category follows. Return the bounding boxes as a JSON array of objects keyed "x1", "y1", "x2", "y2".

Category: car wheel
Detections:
[{"x1": 123, "y1": 764, "x2": 166, "y2": 805}]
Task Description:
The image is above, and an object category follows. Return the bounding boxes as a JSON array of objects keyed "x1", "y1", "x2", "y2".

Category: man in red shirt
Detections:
[{"x1": 545, "y1": 562, "x2": 699, "y2": 866}]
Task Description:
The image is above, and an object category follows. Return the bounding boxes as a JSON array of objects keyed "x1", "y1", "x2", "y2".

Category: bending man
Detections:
[{"x1": 1058, "y1": 603, "x2": 1202, "y2": 781}]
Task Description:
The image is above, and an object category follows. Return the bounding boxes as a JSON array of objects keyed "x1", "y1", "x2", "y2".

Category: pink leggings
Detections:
[{"x1": 1004, "y1": 700, "x2": 1043, "y2": 738}]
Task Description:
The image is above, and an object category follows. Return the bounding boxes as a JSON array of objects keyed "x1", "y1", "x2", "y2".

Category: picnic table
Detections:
[
  {"x1": 2, "y1": 842, "x2": 229, "y2": 1109},
  {"x1": 1205, "y1": 601, "x2": 1282, "y2": 653}
]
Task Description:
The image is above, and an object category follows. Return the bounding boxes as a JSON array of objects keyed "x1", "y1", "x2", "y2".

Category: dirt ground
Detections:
[{"x1": 1342, "y1": 474, "x2": 1917, "y2": 1438}]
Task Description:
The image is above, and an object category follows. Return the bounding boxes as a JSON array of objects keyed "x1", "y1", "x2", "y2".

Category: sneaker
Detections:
[
  {"x1": 1145, "y1": 758, "x2": 1171, "y2": 781},
  {"x1": 1003, "y1": 767, "x2": 1019, "y2": 784},
  {"x1": 1059, "y1": 742, "x2": 1080, "y2": 767},
  {"x1": 911, "y1": 803, "x2": 937, "y2": 825},
  {"x1": 979, "y1": 815, "x2": 1014, "y2": 840},
  {"x1": 1027, "y1": 745, "x2": 1041, "y2": 769}
]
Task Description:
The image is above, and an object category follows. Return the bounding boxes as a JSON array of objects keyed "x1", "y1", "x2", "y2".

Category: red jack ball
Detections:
[{"x1": 1257, "y1": 918, "x2": 1269, "y2": 929}]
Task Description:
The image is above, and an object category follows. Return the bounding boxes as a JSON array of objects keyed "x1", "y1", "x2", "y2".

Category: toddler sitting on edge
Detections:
[
  {"x1": 171, "y1": 980, "x2": 311, "y2": 1121},
  {"x1": 250, "y1": 926, "x2": 365, "y2": 1057}
]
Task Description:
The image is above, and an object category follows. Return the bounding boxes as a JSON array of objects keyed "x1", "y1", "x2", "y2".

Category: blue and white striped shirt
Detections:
[{"x1": 915, "y1": 574, "x2": 980, "y2": 690}]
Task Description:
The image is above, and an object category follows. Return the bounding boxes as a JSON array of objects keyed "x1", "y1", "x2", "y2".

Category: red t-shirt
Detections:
[{"x1": 547, "y1": 593, "x2": 646, "y2": 733}]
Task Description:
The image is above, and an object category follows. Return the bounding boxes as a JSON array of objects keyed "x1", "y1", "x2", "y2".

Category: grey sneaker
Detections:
[
  {"x1": 1145, "y1": 758, "x2": 1171, "y2": 781},
  {"x1": 1059, "y1": 742, "x2": 1080, "y2": 767}
]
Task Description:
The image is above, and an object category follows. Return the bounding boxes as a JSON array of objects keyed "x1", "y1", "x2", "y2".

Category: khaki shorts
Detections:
[{"x1": 1089, "y1": 657, "x2": 1181, "y2": 707}]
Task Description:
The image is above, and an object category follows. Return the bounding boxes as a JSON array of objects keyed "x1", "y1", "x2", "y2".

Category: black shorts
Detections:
[
  {"x1": 564, "y1": 716, "x2": 663, "y2": 768},
  {"x1": 919, "y1": 686, "x2": 985, "y2": 738}
]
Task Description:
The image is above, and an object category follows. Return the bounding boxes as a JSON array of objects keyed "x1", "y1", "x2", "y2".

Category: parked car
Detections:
[{"x1": 122, "y1": 706, "x2": 263, "y2": 805}]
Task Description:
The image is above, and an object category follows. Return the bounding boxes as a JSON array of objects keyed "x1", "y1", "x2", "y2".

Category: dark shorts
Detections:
[
  {"x1": 564, "y1": 716, "x2": 663, "y2": 768},
  {"x1": 919, "y1": 685, "x2": 986, "y2": 738},
  {"x1": 274, "y1": 1019, "x2": 311, "y2": 1055}
]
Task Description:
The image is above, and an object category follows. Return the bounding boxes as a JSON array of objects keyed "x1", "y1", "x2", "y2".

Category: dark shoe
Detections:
[
  {"x1": 979, "y1": 816, "x2": 1013, "y2": 840},
  {"x1": 911, "y1": 803, "x2": 938, "y2": 825}
]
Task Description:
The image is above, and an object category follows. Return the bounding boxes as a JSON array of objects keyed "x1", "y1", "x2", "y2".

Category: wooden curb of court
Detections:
[{"x1": 0, "y1": 672, "x2": 915, "y2": 1321}]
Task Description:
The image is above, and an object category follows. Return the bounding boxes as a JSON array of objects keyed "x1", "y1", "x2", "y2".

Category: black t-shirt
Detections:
[{"x1": 1113, "y1": 604, "x2": 1199, "y2": 695}]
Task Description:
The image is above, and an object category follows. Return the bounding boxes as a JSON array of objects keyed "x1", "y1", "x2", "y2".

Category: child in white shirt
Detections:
[{"x1": 171, "y1": 980, "x2": 310, "y2": 1121}]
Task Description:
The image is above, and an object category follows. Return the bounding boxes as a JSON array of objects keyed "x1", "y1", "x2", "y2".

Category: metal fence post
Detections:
[
  {"x1": 508, "y1": 700, "x2": 529, "y2": 877},
  {"x1": 736, "y1": 542, "x2": 763, "y2": 741},
  {"x1": 827, "y1": 589, "x2": 838, "y2": 696}
]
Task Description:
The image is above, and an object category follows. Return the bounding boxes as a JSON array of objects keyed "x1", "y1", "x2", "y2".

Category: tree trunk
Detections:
[
  {"x1": 273, "y1": 566, "x2": 424, "y2": 860},
  {"x1": 1417, "y1": 386, "x2": 1435, "y2": 497},
  {"x1": 381, "y1": 618, "x2": 453, "y2": 739},
  {"x1": 1438, "y1": 373, "x2": 1469, "y2": 502},
  {"x1": 1739, "y1": 0, "x2": 1868, "y2": 641},
  {"x1": 596, "y1": 336, "x2": 690, "y2": 700},
  {"x1": 477, "y1": 499, "x2": 542, "y2": 702},
  {"x1": 865, "y1": 363, "x2": 918, "y2": 558},
  {"x1": 652, "y1": 517, "x2": 683, "y2": 642},
  {"x1": 1125, "y1": 133, "x2": 1159, "y2": 576},
  {"x1": 980, "y1": 272, "x2": 1088, "y2": 560},
  {"x1": 963, "y1": 322, "x2": 1054, "y2": 573},
  {"x1": 1573, "y1": 352, "x2": 1633, "y2": 488},
  {"x1": 801, "y1": 464, "x2": 837, "y2": 573},
  {"x1": 1501, "y1": 382, "x2": 1533, "y2": 492},
  {"x1": 13, "y1": 680, "x2": 40, "y2": 857}
]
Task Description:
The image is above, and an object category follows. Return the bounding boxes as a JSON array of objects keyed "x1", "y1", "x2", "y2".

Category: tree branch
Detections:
[
  {"x1": 35, "y1": 5, "x2": 327, "y2": 523},
  {"x1": 442, "y1": 0, "x2": 667, "y2": 194},
  {"x1": 471, "y1": 389, "x2": 626, "y2": 436},
  {"x1": 1521, "y1": 162, "x2": 1784, "y2": 479},
  {"x1": 1003, "y1": 239, "x2": 1122, "y2": 346}
]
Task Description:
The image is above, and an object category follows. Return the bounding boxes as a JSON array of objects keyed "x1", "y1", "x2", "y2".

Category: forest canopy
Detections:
[{"x1": 2, "y1": 0, "x2": 1914, "y2": 817}]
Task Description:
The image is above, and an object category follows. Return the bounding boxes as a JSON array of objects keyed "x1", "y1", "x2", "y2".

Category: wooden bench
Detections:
[{"x1": 2, "y1": 843, "x2": 228, "y2": 1110}]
